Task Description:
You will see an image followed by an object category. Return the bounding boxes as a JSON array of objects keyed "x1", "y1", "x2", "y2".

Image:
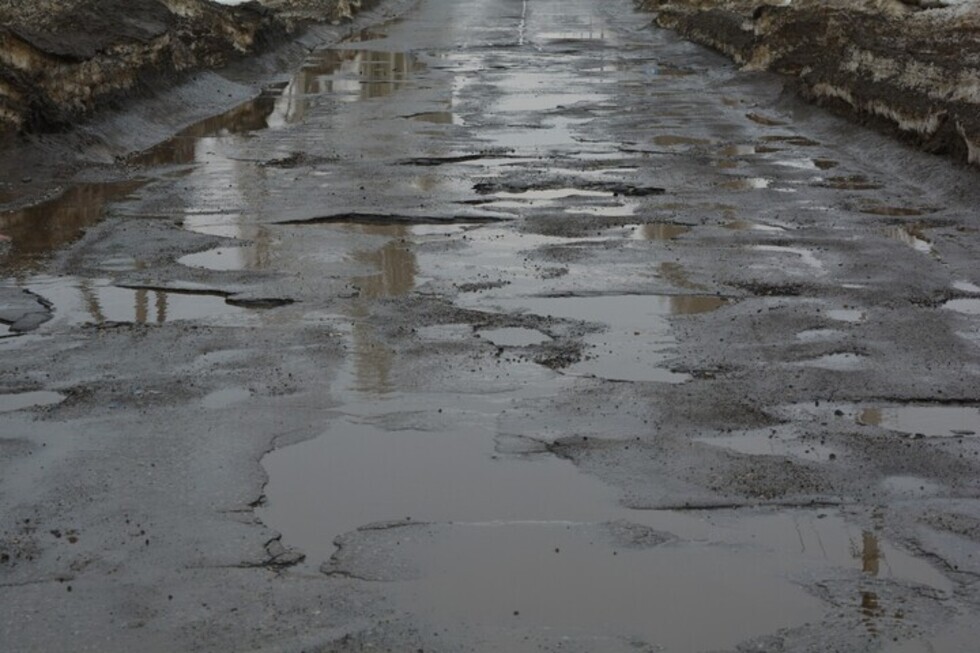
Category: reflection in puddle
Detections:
[
  {"x1": 777, "y1": 157, "x2": 820, "y2": 171},
  {"x1": 406, "y1": 110, "x2": 461, "y2": 125},
  {"x1": 493, "y1": 188, "x2": 613, "y2": 203},
  {"x1": 343, "y1": 223, "x2": 418, "y2": 395},
  {"x1": 201, "y1": 387, "x2": 251, "y2": 410},
  {"x1": 724, "y1": 219, "x2": 785, "y2": 232},
  {"x1": 274, "y1": 48, "x2": 424, "y2": 122},
  {"x1": 132, "y1": 98, "x2": 278, "y2": 167},
  {"x1": 0, "y1": 182, "x2": 144, "y2": 272},
  {"x1": 953, "y1": 280, "x2": 980, "y2": 294},
  {"x1": 885, "y1": 224, "x2": 934, "y2": 255},
  {"x1": 0, "y1": 390, "x2": 65, "y2": 413},
  {"x1": 796, "y1": 328, "x2": 845, "y2": 342},
  {"x1": 385, "y1": 519, "x2": 823, "y2": 651},
  {"x1": 327, "y1": 511, "x2": 947, "y2": 652},
  {"x1": 477, "y1": 327, "x2": 551, "y2": 347},
  {"x1": 719, "y1": 177, "x2": 771, "y2": 191},
  {"x1": 488, "y1": 294, "x2": 725, "y2": 382},
  {"x1": 943, "y1": 298, "x2": 980, "y2": 315},
  {"x1": 137, "y1": 48, "x2": 422, "y2": 167},
  {"x1": 563, "y1": 203, "x2": 637, "y2": 217},
  {"x1": 860, "y1": 205, "x2": 929, "y2": 217},
  {"x1": 858, "y1": 405, "x2": 979, "y2": 437},
  {"x1": 658, "y1": 261, "x2": 705, "y2": 291},
  {"x1": 633, "y1": 222, "x2": 689, "y2": 241},
  {"x1": 178, "y1": 245, "x2": 268, "y2": 271},
  {"x1": 799, "y1": 352, "x2": 866, "y2": 371},
  {"x1": 752, "y1": 245, "x2": 823, "y2": 272},
  {"x1": 827, "y1": 308, "x2": 865, "y2": 323},
  {"x1": 259, "y1": 414, "x2": 626, "y2": 566},
  {"x1": 696, "y1": 429, "x2": 836, "y2": 463},
  {"x1": 26, "y1": 277, "x2": 250, "y2": 328}
]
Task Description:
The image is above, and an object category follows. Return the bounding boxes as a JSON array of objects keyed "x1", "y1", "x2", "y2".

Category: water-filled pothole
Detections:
[
  {"x1": 0, "y1": 390, "x2": 65, "y2": 413},
  {"x1": 632, "y1": 222, "x2": 690, "y2": 241},
  {"x1": 858, "y1": 405, "x2": 979, "y2": 437},
  {"x1": 0, "y1": 182, "x2": 144, "y2": 272},
  {"x1": 477, "y1": 327, "x2": 551, "y2": 347},
  {"x1": 885, "y1": 225, "x2": 934, "y2": 255},
  {"x1": 486, "y1": 294, "x2": 725, "y2": 382},
  {"x1": 944, "y1": 298, "x2": 980, "y2": 316},
  {"x1": 26, "y1": 277, "x2": 253, "y2": 328},
  {"x1": 322, "y1": 510, "x2": 949, "y2": 652},
  {"x1": 798, "y1": 352, "x2": 867, "y2": 371}
]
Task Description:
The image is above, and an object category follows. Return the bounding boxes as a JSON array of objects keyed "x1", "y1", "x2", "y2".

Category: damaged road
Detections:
[{"x1": 2, "y1": 0, "x2": 980, "y2": 651}]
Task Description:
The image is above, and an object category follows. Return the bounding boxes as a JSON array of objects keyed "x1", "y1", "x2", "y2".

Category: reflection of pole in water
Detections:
[
  {"x1": 348, "y1": 225, "x2": 417, "y2": 394},
  {"x1": 858, "y1": 530, "x2": 884, "y2": 634},
  {"x1": 78, "y1": 278, "x2": 106, "y2": 324},
  {"x1": 135, "y1": 288, "x2": 148, "y2": 324},
  {"x1": 155, "y1": 290, "x2": 168, "y2": 324},
  {"x1": 861, "y1": 531, "x2": 881, "y2": 576}
]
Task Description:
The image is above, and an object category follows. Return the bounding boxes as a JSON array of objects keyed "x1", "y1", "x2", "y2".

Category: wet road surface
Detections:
[{"x1": 2, "y1": 0, "x2": 980, "y2": 650}]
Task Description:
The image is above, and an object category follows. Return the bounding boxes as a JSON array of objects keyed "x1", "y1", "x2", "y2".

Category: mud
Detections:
[{"x1": 3, "y1": 0, "x2": 980, "y2": 651}]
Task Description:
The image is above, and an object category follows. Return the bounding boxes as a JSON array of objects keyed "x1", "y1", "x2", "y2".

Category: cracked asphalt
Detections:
[{"x1": 2, "y1": 0, "x2": 980, "y2": 650}]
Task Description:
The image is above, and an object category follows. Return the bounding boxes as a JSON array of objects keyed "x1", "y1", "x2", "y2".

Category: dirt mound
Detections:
[
  {"x1": 638, "y1": 0, "x2": 980, "y2": 167},
  {"x1": 0, "y1": 0, "x2": 349, "y2": 140}
]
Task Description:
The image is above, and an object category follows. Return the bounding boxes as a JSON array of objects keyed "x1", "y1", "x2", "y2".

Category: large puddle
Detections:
[
  {"x1": 472, "y1": 294, "x2": 725, "y2": 382},
  {"x1": 23, "y1": 277, "x2": 253, "y2": 328},
  {"x1": 370, "y1": 510, "x2": 948, "y2": 652}
]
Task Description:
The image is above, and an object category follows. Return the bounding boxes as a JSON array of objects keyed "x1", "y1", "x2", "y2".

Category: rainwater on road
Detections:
[{"x1": 2, "y1": 0, "x2": 980, "y2": 651}]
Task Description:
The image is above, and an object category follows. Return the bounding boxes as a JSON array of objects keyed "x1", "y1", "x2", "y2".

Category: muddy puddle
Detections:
[
  {"x1": 0, "y1": 390, "x2": 65, "y2": 413},
  {"x1": 885, "y1": 224, "x2": 934, "y2": 255},
  {"x1": 0, "y1": 181, "x2": 144, "y2": 272},
  {"x1": 696, "y1": 428, "x2": 836, "y2": 462},
  {"x1": 826, "y1": 308, "x2": 866, "y2": 323},
  {"x1": 136, "y1": 38, "x2": 421, "y2": 167},
  {"x1": 23, "y1": 277, "x2": 253, "y2": 329},
  {"x1": 178, "y1": 245, "x2": 270, "y2": 271},
  {"x1": 952, "y1": 280, "x2": 980, "y2": 294},
  {"x1": 751, "y1": 245, "x2": 824, "y2": 273},
  {"x1": 858, "y1": 405, "x2": 979, "y2": 437},
  {"x1": 719, "y1": 176, "x2": 772, "y2": 191},
  {"x1": 943, "y1": 298, "x2": 980, "y2": 315},
  {"x1": 477, "y1": 327, "x2": 551, "y2": 347},
  {"x1": 485, "y1": 294, "x2": 725, "y2": 382},
  {"x1": 798, "y1": 352, "x2": 867, "y2": 371},
  {"x1": 633, "y1": 222, "x2": 690, "y2": 240},
  {"x1": 322, "y1": 508, "x2": 949, "y2": 652}
]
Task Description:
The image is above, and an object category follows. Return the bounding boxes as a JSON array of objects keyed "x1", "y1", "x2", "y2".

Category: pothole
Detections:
[
  {"x1": 483, "y1": 294, "x2": 726, "y2": 382},
  {"x1": 0, "y1": 390, "x2": 65, "y2": 413},
  {"x1": 632, "y1": 222, "x2": 690, "y2": 241},
  {"x1": 25, "y1": 277, "x2": 255, "y2": 328},
  {"x1": 477, "y1": 327, "x2": 551, "y2": 347},
  {"x1": 885, "y1": 224, "x2": 934, "y2": 255},
  {"x1": 858, "y1": 405, "x2": 979, "y2": 437},
  {"x1": 798, "y1": 352, "x2": 866, "y2": 371},
  {"x1": 943, "y1": 298, "x2": 980, "y2": 316}
]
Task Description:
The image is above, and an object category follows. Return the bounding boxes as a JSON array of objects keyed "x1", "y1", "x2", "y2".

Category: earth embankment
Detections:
[
  {"x1": 638, "y1": 0, "x2": 980, "y2": 167},
  {"x1": 0, "y1": 0, "x2": 362, "y2": 141}
]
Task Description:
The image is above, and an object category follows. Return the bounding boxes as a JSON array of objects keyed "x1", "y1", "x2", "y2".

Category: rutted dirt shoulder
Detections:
[
  {"x1": 637, "y1": 0, "x2": 980, "y2": 167},
  {"x1": 0, "y1": 0, "x2": 368, "y2": 141}
]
